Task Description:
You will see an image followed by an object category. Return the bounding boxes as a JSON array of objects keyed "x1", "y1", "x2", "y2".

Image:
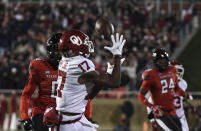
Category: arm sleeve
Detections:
[
  {"x1": 137, "y1": 70, "x2": 153, "y2": 108},
  {"x1": 141, "y1": 70, "x2": 152, "y2": 91},
  {"x1": 20, "y1": 61, "x2": 38, "y2": 120},
  {"x1": 137, "y1": 93, "x2": 153, "y2": 108}
]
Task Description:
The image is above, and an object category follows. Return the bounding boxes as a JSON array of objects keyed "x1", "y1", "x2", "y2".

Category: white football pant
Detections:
[
  {"x1": 180, "y1": 115, "x2": 189, "y2": 131},
  {"x1": 58, "y1": 114, "x2": 98, "y2": 131}
]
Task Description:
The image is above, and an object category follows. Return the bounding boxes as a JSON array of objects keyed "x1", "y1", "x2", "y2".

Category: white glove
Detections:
[
  {"x1": 189, "y1": 95, "x2": 193, "y2": 100},
  {"x1": 187, "y1": 93, "x2": 193, "y2": 100},
  {"x1": 106, "y1": 58, "x2": 125, "y2": 74},
  {"x1": 104, "y1": 33, "x2": 126, "y2": 56}
]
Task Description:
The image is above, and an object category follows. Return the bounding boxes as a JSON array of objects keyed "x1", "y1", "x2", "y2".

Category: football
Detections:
[{"x1": 95, "y1": 18, "x2": 114, "y2": 40}]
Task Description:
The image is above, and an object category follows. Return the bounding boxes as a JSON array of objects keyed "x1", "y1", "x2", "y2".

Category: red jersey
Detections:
[
  {"x1": 141, "y1": 66, "x2": 179, "y2": 115},
  {"x1": 20, "y1": 57, "x2": 57, "y2": 120}
]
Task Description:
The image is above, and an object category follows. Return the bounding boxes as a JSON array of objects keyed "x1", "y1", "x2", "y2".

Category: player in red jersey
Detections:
[
  {"x1": 20, "y1": 33, "x2": 62, "y2": 131},
  {"x1": 138, "y1": 48, "x2": 189, "y2": 131}
]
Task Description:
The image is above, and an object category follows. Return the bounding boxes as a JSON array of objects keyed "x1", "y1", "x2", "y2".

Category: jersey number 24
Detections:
[{"x1": 161, "y1": 78, "x2": 175, "y2": 94}]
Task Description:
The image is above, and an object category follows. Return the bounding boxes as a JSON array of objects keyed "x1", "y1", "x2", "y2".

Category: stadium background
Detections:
[{"x1": 0, "y1": 0, "x2": 201, "y2": 131}]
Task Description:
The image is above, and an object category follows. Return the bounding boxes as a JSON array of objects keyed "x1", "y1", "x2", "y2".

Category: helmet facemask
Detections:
[
  {"x1": 46, "y1": 33, "x2": 62, "y2": 69},
  {"x1": 175, "y1": 65, "x2": 184, "y2": 79},
  {"x1": 155, "y1": 58, "x2": 169, "y2": 72},
  {"x1": 83, "y1": 36, "x2": 94, "y2": 58},
  {"x1": 152, "y1": 48, "x2": 169, "y2": 72}
]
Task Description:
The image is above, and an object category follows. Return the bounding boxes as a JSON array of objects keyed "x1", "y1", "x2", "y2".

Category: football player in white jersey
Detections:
[
  {"x1": 170, "y1": 61, "x2": 193, "y2": 131},
  {"x1": 48, "y1": 30, "x2": 126, "y2": 131}
]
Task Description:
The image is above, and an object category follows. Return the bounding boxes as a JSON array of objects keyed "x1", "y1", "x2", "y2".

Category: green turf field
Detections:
[{"x1": 92, "y1": 98, "x2": 201, "y2": 131}]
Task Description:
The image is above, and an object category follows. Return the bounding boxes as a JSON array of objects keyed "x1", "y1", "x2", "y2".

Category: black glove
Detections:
[{"x1": 21, "y1": 119, "x2": 34, "y2": 131}]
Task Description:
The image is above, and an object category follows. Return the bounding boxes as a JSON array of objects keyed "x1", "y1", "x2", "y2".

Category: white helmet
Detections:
[{"x1": 170, "y1": 61, "x2": 184, "y2": 79}]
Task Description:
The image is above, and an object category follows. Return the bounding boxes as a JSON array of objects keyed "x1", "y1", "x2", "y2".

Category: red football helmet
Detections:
[
  {"x1": 58, "y1": 30, "x2": 94, "y2": 57},
  {"x1": 170, "y1": 60, "x2": 184, "y2": 79}
]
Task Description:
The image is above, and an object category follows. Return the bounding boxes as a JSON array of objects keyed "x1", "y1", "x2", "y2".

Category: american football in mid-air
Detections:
[{"x1": 95, "y1": 18, "x2": 114, "y2": 40}]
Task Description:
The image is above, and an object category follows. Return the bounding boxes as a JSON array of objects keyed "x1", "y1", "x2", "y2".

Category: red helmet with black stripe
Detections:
[{"x1": 58, "y1": 30, "x2": 94, "y2": 58}]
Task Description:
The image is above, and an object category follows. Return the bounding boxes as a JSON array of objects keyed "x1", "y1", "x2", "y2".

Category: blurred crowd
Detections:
[
  {"x1": 0, "y1": 91, "x2": 19, "y2": 130},
  {"x1": 0, "y1": 0, "x2": 198, "y2": 90}
]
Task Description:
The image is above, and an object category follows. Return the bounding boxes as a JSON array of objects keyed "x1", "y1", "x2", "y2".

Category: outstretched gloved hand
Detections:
[{"x1": 104, "y1": 33, "x2": 126, "y2": 56}]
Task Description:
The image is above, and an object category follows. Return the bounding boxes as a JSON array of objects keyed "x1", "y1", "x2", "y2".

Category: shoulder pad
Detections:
[
  {"x1": 35, "y1": 56, "x2": 46, "y2": 61},
  {"x1": 31, "y1": 58, "x2": 42, "y2": 65},
  {"x1": 142, "y1": 69, "x2": 151, "y2": 80},
  {"x1": 32, "y1": 57, "x2": 48, "y2": 64},
  {"x1": 29, "y1": 64, "x2": 34, "y2": 71},
  {"x1": 29, "y1": 59, "x2": 36, "y2": 71},
  {"x1": 30, "y1": 57, "x2": 46, "y2": 70},
  {"x1": 35, "y1": 58, "x2": 42, "y2": 61}
]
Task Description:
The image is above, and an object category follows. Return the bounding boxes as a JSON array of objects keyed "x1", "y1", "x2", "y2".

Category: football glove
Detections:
[
  {"x1": 151, "y1": 105, "x2": 163, "y2": 118},
  {"x1": 104, "y1": 33, "x2": 126, "y2": 56},
  {"x1": 106, "y1": 58, "x2": 125, "y2": 74},
  {"x1": 187, "y1": 92, "x2": 193, "y2": 100},
  {"x1": 21, "y1": 119, "x2": 34, "y2": 131}
]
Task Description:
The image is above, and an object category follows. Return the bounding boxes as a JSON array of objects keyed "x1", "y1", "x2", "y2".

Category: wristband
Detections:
[{"x1": 114, "y1": 55, "x2": 122, "y2": 58}]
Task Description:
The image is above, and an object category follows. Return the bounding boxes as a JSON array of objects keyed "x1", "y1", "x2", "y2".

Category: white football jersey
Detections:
[
  {"x1": 174, "y1": 78, "x2": 187, "y2": 117},
  {"x1": 56, "y1": 56, "x2": 95, "y2": 113}
]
